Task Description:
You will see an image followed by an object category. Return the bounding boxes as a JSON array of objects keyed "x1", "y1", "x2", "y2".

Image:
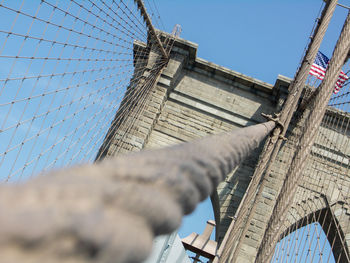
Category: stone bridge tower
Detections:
[{"x1": 98, "y1": 35, "x2": 350, "y2": 262}]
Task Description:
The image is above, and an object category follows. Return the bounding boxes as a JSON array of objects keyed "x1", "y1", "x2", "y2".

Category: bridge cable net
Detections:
[
  {"x1": 215, "y1": 2, "x2": 350, "y2": 261},
  {"x1": 215, "y1": 1, "x2": 341, "y2": 262},
  {"x1": 260, "y1": 12, "x2": 350, "y2": 263},
  {"x1": 94, "y1": 3, "x2": 178, "y2": 159},
  {"x1": 269, "y1": 63, "x2": 350, "y2": 263},
  {"x1": 0, "y1": 0, "x2": 169, "y2": 182}
]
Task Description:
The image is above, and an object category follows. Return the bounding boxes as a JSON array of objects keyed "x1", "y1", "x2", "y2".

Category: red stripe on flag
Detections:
[{"x1": 309, "y1": 69, "x2": 325, "y2": 80}]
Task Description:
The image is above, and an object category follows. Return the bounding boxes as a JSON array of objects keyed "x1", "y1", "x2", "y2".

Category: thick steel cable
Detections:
[
  {"x1": 221, "y1": 0, "x2": 334, "y2": 258},
  {"x1": 118, "y1": 0, "x2": 149, "y2": 33},
  {"x1": 0, "y1": 121, "x2": 274, "y2": 263},
  {"x1": 256, "y1": 10, "x2": 350, "y2": 262},
  {"x1": 134, "y1": 0, "x2": 167, "y2": 59},
  {"x1": 96, "y1": 0, "x2": 147, "y2": 38},
  {"x1": 270, "y1": 59, "x2": 349, "y2": 263},
  {"x1": 215, "y1": 1, "x2": 338, "y2": 261},
  {"x1": 144, "y1": 0, "x2": 162, "y2": 31},
  {"x1": 271, "y1": 60, "x2": 350, "y2": 262},
  {"x1": 271, "y1": 107, "x2": 350, "y2": 262}
]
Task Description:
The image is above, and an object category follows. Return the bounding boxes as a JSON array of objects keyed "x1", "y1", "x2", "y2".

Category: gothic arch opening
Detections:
[{"x1": 271, "y1": 206, "x2": 350, "y2": 262}]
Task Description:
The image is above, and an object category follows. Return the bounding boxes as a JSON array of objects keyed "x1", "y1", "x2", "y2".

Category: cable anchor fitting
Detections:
[{"x1": 261, "y1": 112, "x2": 287, "y2": 141}]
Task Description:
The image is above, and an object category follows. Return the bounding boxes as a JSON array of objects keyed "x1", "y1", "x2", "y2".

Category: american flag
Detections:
[{"x1": 309, "y1": 51, "x2": 349, "y2": 94}]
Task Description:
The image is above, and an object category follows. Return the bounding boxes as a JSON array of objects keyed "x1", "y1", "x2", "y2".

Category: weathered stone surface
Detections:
[
  {"x1": 100, "y1": 35, "x2": 286, "y2": 246},
  {"x1": 100, "y1": 34, "x2": 350, "y2": 262}
]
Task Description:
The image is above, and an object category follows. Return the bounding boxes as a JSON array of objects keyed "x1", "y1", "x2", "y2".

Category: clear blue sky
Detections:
[
  {"x1": 152, "y1": 0, "x2": 348, "y2": 258},
  {"x1": 155, "y1": 0, "x2": 348, "y2": 85},
  {"x1": 0, "y1": 1, "x2": 347, "y2": 261}
]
